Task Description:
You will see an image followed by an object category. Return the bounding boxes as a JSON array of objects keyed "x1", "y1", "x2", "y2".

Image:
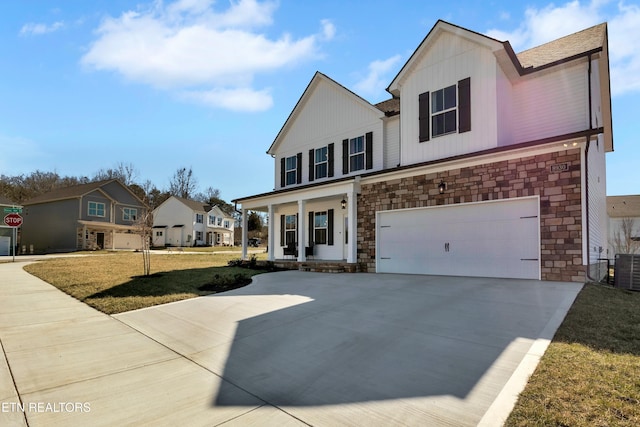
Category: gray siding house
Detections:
[{"x1": 21, "y1": 179, "x2": 148, "y2": 253}]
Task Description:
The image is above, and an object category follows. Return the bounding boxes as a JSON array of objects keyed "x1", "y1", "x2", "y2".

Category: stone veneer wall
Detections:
[{"x1": 357, "y1": 149, "x2": 584, "y2": 282}]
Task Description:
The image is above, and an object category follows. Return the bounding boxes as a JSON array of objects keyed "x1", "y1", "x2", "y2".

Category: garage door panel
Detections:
[{"x1": 377, "y1": 198, "x2": 540, "y2": 279}]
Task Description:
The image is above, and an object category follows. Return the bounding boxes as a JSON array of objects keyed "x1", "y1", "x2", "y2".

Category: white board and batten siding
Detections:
[
  {"x1": 512, "y1": 62, "x2": 589, "y2": 144},
  {"x1": 383, "y1": 115, "x2": 400, "y2": 169},
  {"x1": 399, "y1": 31, "x2": 500, "y2": 166},
  {"x1": 273, "y1": 77, "x2": 384, "y2": 188},
  {"x1": 376, "y1": 197, "x2": 541, "y2": 280}
]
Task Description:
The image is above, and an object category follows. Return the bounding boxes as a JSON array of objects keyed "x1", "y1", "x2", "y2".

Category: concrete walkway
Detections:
[{"x1": 1, "y1": 262, "x2": 582, "y2": 426}]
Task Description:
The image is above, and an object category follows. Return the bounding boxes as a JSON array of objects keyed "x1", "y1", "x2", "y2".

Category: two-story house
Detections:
[
  {"x1": 234, "y1": 20, "x2": 612, "y2": 282},
  {"x1": 152, "y1": 196, "x2": 234, "y2": 247},
  {"x1": 21, "y1": 179, "x2": 149, "y2": 253}
]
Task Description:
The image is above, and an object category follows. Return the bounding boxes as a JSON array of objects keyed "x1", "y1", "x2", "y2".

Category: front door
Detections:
[{"x1": 96, "y1": 233, "x2": 105, "y2": 249}]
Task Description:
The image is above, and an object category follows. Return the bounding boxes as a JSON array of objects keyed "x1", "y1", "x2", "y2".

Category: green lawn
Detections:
[
  {"x1": 506, "y1": 283, "x2": 640, "y2": 426},
  {"x1": 23, "y1": 252, "x2": 269, "y2": 314}
]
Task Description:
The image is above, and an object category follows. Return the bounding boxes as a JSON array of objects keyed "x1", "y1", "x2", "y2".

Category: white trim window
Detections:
[
  {"x1": 224, "y1": 220, "x2": 230, "y2": 229},
  {"x1": 196, "y1": 214, "x2": 204, "y2": 224},
  {"x1": 285, "y1": 156, "x2": 297, "y2": 186},
  {"x1": 314, "y1": 211, "x2": 328, "y2": 244},
  {"x1": 315, "y1": 146, "x2": 328, "y2": 179},
  {"x1": 88, "y1": 201, "x2": 105, "y2": 217},
  {"x1": 431, "y1": 84, "x2": 457, "y2": 137},
  {"x1": 123, "y1": 207, "x2": 137, "y2": 221},
  {"x1": 285, "y1": 214, "x2": 297, "y2": 245},
  {"x1": 209, "y1": 215, "x2": 216, "y2": 226},
  {"x1": 349, "y1": 136, "x2": 365, "y2": 172},
  {"x1": 195, "y1": 231, "x2": 203, "y2": 241}
]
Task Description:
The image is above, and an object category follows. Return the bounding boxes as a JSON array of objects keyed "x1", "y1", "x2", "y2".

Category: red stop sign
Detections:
[{"x1": 4, "y1": 213, "x2": 23, "y2": 227}]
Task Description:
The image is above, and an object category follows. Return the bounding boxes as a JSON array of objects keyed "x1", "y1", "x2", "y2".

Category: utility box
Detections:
[{"x1": 614, "y1": 254, "x2": 640, "y2": 291}]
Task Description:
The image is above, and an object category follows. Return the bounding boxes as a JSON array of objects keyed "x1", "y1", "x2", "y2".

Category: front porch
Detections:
[{"x1": 236, "y1": 179, "x2": 360, "y2": 265}]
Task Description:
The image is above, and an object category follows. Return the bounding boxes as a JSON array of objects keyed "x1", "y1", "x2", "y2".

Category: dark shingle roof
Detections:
[
  {"x1": 174, "y1": 196, "x2": 211, "y2": 213},
  {"x1": 23, "y1": 180, "x2": 116, "y2": 205},
  {"x1": 516, "y1": 23, "x2": 607, "y2": 69},
  {"x1": 375, "y1": 98, "x2": 400, "y2": 116}
]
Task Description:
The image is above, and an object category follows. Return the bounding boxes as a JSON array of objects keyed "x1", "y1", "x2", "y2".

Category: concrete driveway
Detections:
[
  {"x1": 117, "y1": 271, "x2": 582, "y2": 426},
  {"x1": 1, "y1": 264, "x2": 582, "y2": 426}
]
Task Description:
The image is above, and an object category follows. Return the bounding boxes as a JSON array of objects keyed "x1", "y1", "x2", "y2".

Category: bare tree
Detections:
[
  {"x1": 611, "y1": 217, "x2": 640, "y2": 255},
  {"x1": 133, "y1": 208, "x2": 154, "y2": 276},
  {"x1": 168, "y1": 167, "x2": 198, "y2": 199},
  {"x1": 93, "y1": 161, "x2": 138, "y2": 185}
]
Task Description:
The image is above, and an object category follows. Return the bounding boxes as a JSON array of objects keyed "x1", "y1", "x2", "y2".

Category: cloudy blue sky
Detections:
[{"x1": 1, "y1": 0, "x2": 638, "y2": 201}]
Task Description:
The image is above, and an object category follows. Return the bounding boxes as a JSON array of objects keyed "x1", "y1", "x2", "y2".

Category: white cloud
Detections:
[
  {"x1": 321, "y1": 19, "x2": 336, "y2": 41},
  {"x1": 81, "y1": 0, "x2": 331, "y2": 111},
  {"x1": 354, "y1": 55, "x2": 403, "y2": 99},
  {"x1": 485, "y1": 0, "x2": 640, "y2": 96},
  {"x1": 179, "y1": 87, "x2": 273, "y2": 111},
  {"x1": 20, "y1": 21, "x2": 64, "y2": 36}
]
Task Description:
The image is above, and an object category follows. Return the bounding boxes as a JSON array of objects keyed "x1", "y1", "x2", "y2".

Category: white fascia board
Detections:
[{"x1": 239, "y1": 180, "x2": 358, "y2": 211}]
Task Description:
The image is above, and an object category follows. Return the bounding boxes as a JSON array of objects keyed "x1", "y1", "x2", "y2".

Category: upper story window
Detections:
[
  {"x1": 309, "y1": 144, "x2": 334, "y2": 182},
  {"x1": 280, "y1": 154, "x2": 302, "y2": 187},
  {"x1": 342, "y1": 132, "x2": 373, "y2": 174},
  {"x1": 88, "y1": 201, "x2": 105, "y2": 217},
  {"x1": 315, "y1": 147, "x2": 328, "y2": 179},
  {"x1": 217, "y1": 217, "x2": 222, "y2": 226},
  {"x1": 431, "y1": 85, "x2": 457, "y2": 137},
  {"x1": 349, "y1": 136, "x2": 365, "y2": 172},
  {"x1": 419, "y1": 77, "x2": 471, "y2": 142},
  {"x1": 285, "y1": 156, "x2": 297, "y2": 185},
  {"x1": 196, "y1": 213, "x2": 203, "y2": 224},
  {"x1": 224, "y1": 220, "x2": 230, "y2": 229},
  {"x1": 209, "y1": 215, "x2": 216, "y2": 225},
  {"x1": 123, "y1": 207, "x2": 137, "y2": 221}
]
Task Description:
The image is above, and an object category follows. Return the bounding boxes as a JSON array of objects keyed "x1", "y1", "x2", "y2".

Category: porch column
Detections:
[
  {"x1": 241, "y1": 208, "x2": 248, "y2": 260},
  {"x1": 297, "y1": 200, "x2": 306, "y2": 262},
  {"x1": 347, "y1": 191, "x2": 357, "y2": 263},
  {"x1": 267, "y1": 204, "x2": 275, "y2": 261}
]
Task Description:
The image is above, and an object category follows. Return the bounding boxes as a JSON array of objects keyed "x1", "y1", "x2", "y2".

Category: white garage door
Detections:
[
  {"x1": 376, "y1": 197, "x2": 540, "y2": 279},
  {"x1": 114, "y1": 233, "x2": 143, "y2": 250}
]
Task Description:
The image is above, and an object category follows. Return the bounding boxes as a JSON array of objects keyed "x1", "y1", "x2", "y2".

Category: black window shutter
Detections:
[
  {"x1": 328, "y1": 143, "x2": 335, "y2": 177},
  {"x1": 280, "y1": 215, "x2": 285, "y2": 246},
  {"x1": 419, "y1": 92, "x2": 430, "y2": 142},
  {"x1": 308, "y1": 211, "x2": 314, "y2": 243},
  {"x1": 342, "y1": 139, "x2": 349, "y2": 174},
  {"x1": 365, "y1": 132, "x2": 373, "y2": 170},
  {"x1": 308, "y1": 149, "x2": 314, "y2": 182},
  {"x1": 296, "y1": 152, "x2": 302, "y2": 184},
  {"x1": 280, "y1": 157, "x2": 286, "y2": 187},
  {"x1": 458, "y1": 77, "x2": 471, "y2": 133},
  {"x1": 327, "y1": 209, "x2": 334, "y2": 245},
  {"x1": 295, "y1": 213, "x2": 299, "y2": 244}
]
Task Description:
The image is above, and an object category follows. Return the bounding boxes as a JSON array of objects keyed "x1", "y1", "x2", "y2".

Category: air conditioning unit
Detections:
[{"x1": 614, "y1": 254, "x2": 640, "y2": 291}]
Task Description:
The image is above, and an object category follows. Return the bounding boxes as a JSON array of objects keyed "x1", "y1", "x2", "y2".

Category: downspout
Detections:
[{"x1": 583, "y1": 53, "x2": 598, "y2": 283}]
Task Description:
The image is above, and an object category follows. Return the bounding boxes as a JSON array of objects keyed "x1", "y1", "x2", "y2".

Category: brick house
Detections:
[{"x1": 233, "y1": 20, "x2": 612, "y2": 282}]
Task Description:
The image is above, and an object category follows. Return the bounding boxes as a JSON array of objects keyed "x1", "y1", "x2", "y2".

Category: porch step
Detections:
[{"x1": 299, "y1": 264, "x2": 345, "y2": 273}]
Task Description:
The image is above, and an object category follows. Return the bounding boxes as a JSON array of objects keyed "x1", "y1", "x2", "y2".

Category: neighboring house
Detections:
[
  {"x1": 233, "y1": 20, "x2": 612, "y2": 282},
  {"x1": 152, "y1": 196, "x2": 234, "y2": 247},
  {"x1": 607, "y1": 195, "x2": 640, "y2": 255},
  {"x1": 0, "y1": 195, "x2": 21, "y2": 256},
  {"x1": 21, "y1": 179, "x2": 148, "y2": 253}
]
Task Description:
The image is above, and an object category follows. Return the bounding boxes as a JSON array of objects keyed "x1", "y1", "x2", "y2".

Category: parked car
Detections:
[{"x1": 248, "y1": 238, "x2": 261, "y2": 247}]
